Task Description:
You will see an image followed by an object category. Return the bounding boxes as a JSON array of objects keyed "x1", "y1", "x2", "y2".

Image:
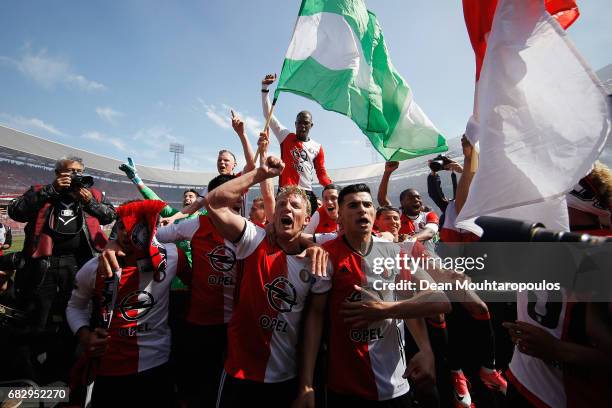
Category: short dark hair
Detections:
[
  {"x1": 399, "y1": 188, "x2": 418, "y2": 202},
  {"x1": 207, "y1": 174, "x2": 237, "y2": 192},
  {"x1": 183, "y1": 188, "x2": 200, "y2": 197},
  {"x1": 338, "y1": 183, "x2": 371, "y2": 205},
  {"x1": 296, "y1": 110, "x2": 312, "y2": 120},
  {"x1": 323, "y1": 183, "x2": 340, "y2": 193},
  {"x1": 376, "y1": 205, "x2": 400, "y2": 219}
]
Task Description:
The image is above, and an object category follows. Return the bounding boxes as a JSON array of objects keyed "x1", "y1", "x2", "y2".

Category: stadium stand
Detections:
[{"x1": 0, "y1": 124, "x2": 462, "y2": 209}]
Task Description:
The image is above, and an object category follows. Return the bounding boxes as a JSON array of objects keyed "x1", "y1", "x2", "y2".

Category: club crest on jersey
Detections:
[
  {"x1": 264, "y1": 276, "x2": 298, "y2": 313},
  {"x1": 207, "y1": 245, "x2": 236, "y2": 273},
  {"x1": 291, "y1": 147, "x2": 308, "y2": 172},
  {"x1": 119, "y1": 290, "x2": 156, "y2": 321}
]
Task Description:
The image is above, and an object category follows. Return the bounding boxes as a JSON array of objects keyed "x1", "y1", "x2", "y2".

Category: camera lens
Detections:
[{"x1": 429, "y1": 160, "x2": 444, "y2": 172}]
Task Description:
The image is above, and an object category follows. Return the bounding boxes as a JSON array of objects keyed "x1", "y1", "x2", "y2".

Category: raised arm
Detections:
[
  {"x1": 9, "y1": 183, "x2": 64, "y2": 222},
  {"x1": 377, "y1": 161, "x2": 399, "y2": 207},
  {"x1": 204, "y1": 156, "x2": 285, "y2": 242},
  {"x1": 455, "y1": 136, "x2": 475, "y2": 215},
  {"x1": 261, "y1": 73, "x2": 291, "y2": 143},
  {"x1": 257, "y1": 131, "x2": 276, "y2": 222},
  {"x1": 313, "y1": 145, "x2": 332, "y2": 187},
  {"x1": 231, "y1": 110, "x2": 256, "y2": 173},
  {"x1": 119, "y1": 157, "x2": 177, "y2": 217},
  {"x1": 156, "y1": 217, "x2": 200, "y2": 243}
]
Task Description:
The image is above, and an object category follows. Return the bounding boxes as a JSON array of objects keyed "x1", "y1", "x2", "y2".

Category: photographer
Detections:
[
  {"x1": 7, "y1": 156, "x2": 115, "y2": 383},
  {"x1": 427, "y1": 154, "x2": 460, "y2": 214}
]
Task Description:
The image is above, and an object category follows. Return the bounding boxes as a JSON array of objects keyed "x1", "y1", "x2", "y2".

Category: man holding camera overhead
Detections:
[{"x1": 8, "y1": 155, "x2": 115, "y2": 383}]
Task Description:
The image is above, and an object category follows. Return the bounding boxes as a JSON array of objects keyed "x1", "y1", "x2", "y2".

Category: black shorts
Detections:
[
  {"x1": 327, "y1": 390, "x2": 413, "y2": 408},
  {"x1": 177, "y1": 323, "x2": 227, "y2": 406},
  {"x1": 217, "y1": 371, "x2": 298, "y2": 407},
  {"x1": 91, "y1": 362, "x2": 173, "y2": 408}
]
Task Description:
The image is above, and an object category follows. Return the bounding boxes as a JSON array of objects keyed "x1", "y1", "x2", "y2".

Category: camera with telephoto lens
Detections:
[
  {"x1": 70, "y1": 173, "x2": 94, "y2": 189},
  {"x1": 428, "y1": 155, "x2": 452, "y2": 172}
]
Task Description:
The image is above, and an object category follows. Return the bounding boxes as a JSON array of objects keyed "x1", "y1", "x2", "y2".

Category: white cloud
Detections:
[
  {"x1": 198, "y1": 98, "x2": 264, "y2": 138},
  {"x1": 221, "y1": 103, "x2": 264, "y2": 138},
  {"x1": 132, "y1": 126, "x2": 178, "y2": 149},
  {"x1": 67, "y1": 74, "x2": 105, "y2": 91},
  {"x1": 0, "y1": 112, "x2": 64, "y2": 136},
  {"x1": 197, "y1": 99, "x2": 231, "y2": 130},
  {"x1": 0, "y1": 45, "x2": 106, "y2": 91},
  {"x1": 83, "y1": 131, "x2": 126, "y2": 151},
  {"x1": 95, "y1": 107, "x2": 123, "y2": 124}
]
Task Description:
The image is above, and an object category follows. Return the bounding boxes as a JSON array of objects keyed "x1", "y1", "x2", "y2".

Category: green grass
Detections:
[
  {"x1": 4, "y1": 233, "x2": 24, "y2": 253},
  {"x1": 3, "y1": 230, "x2": 112, "y2": 254}
]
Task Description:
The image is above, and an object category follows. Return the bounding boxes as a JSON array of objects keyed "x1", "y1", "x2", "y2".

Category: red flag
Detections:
[{"x1": 463, "y1": 0, "x2": 579, "y2": 80}]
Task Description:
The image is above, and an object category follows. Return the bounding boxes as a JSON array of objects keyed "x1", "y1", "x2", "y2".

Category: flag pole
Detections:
[
  {"x1": 254, "y1": 95, "x2": 278, "y2": 163},
  {"x1": 470, "y1": 149, "x2": 479, "y2": 172}
]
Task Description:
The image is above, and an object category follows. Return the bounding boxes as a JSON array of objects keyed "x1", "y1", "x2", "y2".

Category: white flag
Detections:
[{"x1": 456, "y1": 0, "x2": 610, "y2": 234}]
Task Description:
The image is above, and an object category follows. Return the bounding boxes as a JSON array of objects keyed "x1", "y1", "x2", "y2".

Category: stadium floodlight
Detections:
[{"x1": 169, "y1": 143, "x2": 185, "y2": 171}]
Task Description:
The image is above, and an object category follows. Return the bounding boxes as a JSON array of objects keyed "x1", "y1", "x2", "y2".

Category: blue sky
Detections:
[{"x1": 0, "y1": 0, "x2": 610, "y2": 172}]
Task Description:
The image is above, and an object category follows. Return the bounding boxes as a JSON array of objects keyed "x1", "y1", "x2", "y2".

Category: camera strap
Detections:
[{"x1": 47, "y1": 200, "x2": 84, "y2": 236}]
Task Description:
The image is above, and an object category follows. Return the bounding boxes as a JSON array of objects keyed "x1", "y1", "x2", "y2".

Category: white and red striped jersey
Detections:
[
  {"x1": 224, "y1": 221, "x2": 332, "y2": 383},
  {"x1": 67, "y1": 243, "x2": 188, "y2": 376},
  {"x1": 508, "y1": 290, "x2": 570, "y2": 408},
  {"x1": 156, "y1": 215, "x2": 235, "y2": 325},
  {"x1": 262, "y1": 91, "x2": 332, "y2": 190},
  {"x1": 439, "y1": 201, "x2": 480, "y2": 243},
  {"x1": 400, "y1": 211, "x2": 439, "y2": 235},
  {"x1": 304, "y1": 206, "x2": 338, "y2": 234},
  {"x1": 322, "y1": 236, "x2": 410, "y2": 401}
]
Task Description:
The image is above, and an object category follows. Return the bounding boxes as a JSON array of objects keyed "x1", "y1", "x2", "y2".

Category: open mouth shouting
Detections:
[
  {"x1": 280, "y1": 215, "x2": 293, "y2": 228},
  {"x1": 356, "y1": 216, "x2": 370, "y2": 229}
]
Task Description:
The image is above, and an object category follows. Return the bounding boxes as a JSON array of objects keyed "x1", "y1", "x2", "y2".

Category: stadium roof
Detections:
[
  {"x1": 0, "y1": 125, "x2": 217, "y2": 186},
  {"x1": 2, "y1": 124, "x2": 427, "y2": 186}
]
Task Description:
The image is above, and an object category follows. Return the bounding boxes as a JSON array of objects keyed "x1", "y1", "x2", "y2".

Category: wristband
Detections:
[
  {"x1": 261, "y1": 89, "x2": 269, "y2": 93},
  {"x1": 131, "y1": 176, "x2": 142, "y2": 185}
]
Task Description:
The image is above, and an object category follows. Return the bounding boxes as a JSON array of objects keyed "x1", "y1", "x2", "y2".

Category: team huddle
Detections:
[{"x1": 2, "y1": 74, "x2": 611, "y2": 408}]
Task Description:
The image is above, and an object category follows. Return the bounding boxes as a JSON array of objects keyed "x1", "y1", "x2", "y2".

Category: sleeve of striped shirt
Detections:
[
  {"x1": 66, "y1": 258, "x2": 97, "y2": 334},
  {"x1": 156, "y1": 217, "x2": 200, "y2": 243},
  {"x1": 303, "y1": 210, "x2": 320, "y2": 234},
  {"x1": 314, "y1": 145, "x2": 332, "y2": 187},
  {"x1": 230, "y1": 220, "x2": 267, "y2": 260}
]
